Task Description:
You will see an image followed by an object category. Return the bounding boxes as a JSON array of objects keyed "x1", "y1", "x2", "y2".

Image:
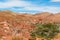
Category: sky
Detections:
[{"x1": 0, "y1": 0, "x2": 60, "y2": 14}]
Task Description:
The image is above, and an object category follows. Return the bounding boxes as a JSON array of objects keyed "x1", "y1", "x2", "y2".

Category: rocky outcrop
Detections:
[{"x1": 0, "y1": 10, "x2": 60, "y2": 40}]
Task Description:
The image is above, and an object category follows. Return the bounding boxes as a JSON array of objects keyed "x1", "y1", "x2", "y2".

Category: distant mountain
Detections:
[{"x1": 0, "y1": 10, "x2": 60, "y2": 40}]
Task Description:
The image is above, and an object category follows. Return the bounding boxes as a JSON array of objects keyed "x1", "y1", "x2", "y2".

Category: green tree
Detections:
[{"x1": 30, "y1": 23, "x2": 60, "y2": 40}]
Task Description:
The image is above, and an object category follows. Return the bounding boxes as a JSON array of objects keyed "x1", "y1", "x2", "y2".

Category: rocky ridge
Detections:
[{"x1": 0, "y1": 10, "x2": 60, "y2": 40}]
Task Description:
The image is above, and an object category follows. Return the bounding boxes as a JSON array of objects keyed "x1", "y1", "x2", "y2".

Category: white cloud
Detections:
[
  {"x1": 0, "y1": 0, "x2": 32, "y2": 8},
  {"x1": 0, "y1": 0, "x2": 60, "y2": 13},
  {"x1": 23, "y1": 6, "x2": 60, "y2": 13},
  {"x1": 10, "y1": 4, "x2": 60, "y2": 13},
  {"x1": 51, "y1": 0, "x2": 60, "y2": 2}
]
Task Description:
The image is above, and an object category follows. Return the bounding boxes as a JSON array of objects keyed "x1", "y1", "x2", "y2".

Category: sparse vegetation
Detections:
[
  {"x1": 12, "y1": 37, "x2": 23, "y2": 40},
  {"x1": 0, "y1": 11, "x2": 60, "y2": 40},
  {"x1": 30, "y1": 23, "x2": 60, "y2": 40}
]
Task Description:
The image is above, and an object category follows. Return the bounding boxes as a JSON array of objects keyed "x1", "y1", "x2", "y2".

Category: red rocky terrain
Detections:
[{"x1": 0, "y1": 10, "x2": 60, "y2": 40}]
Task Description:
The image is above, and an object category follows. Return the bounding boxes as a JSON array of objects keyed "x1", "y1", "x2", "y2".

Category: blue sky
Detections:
[{"x1": 0, "y1": 0, "x2": 60, "y2": 13}]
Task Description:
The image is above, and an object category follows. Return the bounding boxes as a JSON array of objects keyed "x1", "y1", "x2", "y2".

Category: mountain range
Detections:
[{"x1": 0, "y1": 10, "x2": 60, "y2": 40}]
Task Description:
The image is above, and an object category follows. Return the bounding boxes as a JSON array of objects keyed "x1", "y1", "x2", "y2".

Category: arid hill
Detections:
[{"x1": 0, "y1": 10, "x2": 60, "y2": 40}]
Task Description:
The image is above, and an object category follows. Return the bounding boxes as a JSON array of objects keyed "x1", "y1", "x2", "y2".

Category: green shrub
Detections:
[
  {"x1": 30, "y1": 23, "x2": 60, "y2": 40},
  {"x1": 12, "y1": 37, "x2": 23, "y2": 40}
]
